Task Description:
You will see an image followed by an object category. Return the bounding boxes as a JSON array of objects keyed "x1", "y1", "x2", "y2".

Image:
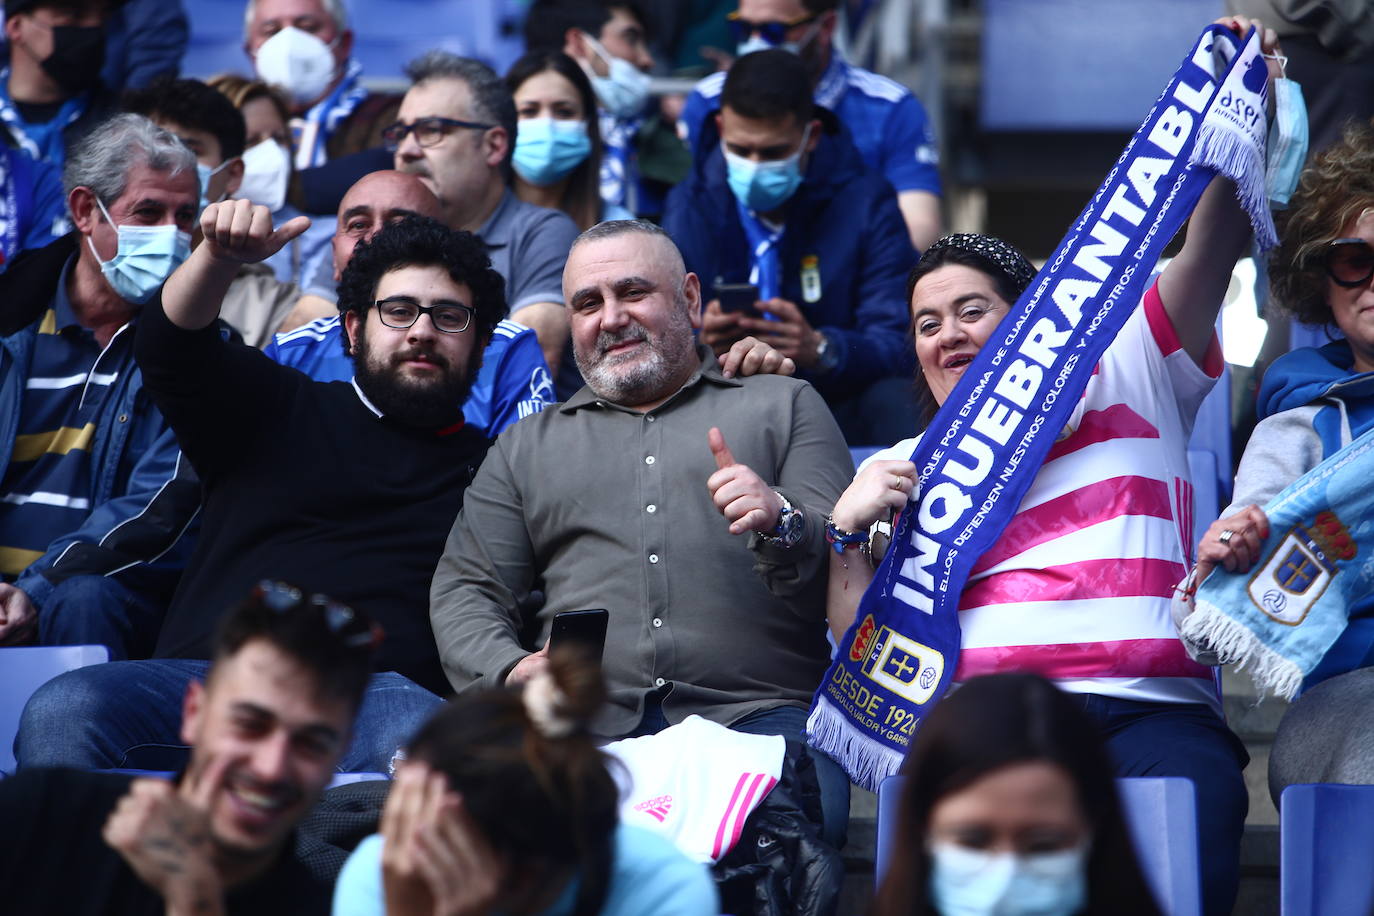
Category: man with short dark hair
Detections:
[
  {"x1": 0, "y1": 583, "x2": 378, "y2": 915},
  {"x1": 664, "y1": 49, "x2": 917, "y2": 444},
  {"x1": 16, "y1": 205, "x2": 499, "y2": 774},
  {"x1": 0, "y1": 0, "x2": 118, "y2": 166},
  {"x1": 679, "y1": 0, "x2": 942, "y2": 251},
  {"x1": 430, "y1": 218, "x2": 856, "y2": 846}
]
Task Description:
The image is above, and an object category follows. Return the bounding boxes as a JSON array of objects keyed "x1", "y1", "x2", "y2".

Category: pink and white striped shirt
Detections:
[{"x1": 865, "y1": 284, "x2": 1221, "y2": 710}]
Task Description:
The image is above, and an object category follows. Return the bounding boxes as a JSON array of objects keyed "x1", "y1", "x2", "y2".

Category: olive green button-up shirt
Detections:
[{"x1": 430, "y1": 347, "x2": 854, "y2": 736}]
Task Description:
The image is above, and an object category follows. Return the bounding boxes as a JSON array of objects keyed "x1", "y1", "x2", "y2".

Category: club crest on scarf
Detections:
[
  {"x1": 1249, "y1": 512, "x2": 1354, "y2": 625},
  {"x1": 808, "y1": 25, "x2": 1278, "y2": 790}
]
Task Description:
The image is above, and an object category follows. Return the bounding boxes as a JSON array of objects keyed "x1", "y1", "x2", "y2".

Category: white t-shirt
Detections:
[{"x1": 865, "y1": 285, "x2": 1222, "y2": 709}]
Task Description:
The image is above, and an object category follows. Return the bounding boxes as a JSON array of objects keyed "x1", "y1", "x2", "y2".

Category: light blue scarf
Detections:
[
  {"x1": 1184, "y1": 426, "x2": 1374, "y2": 698},
  {"x1": 808, "y1": 25, "x2": 1277, "y2": 790}
]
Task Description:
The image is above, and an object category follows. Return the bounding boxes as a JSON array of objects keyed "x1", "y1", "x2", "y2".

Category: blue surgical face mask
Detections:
[
  {"x1": 723, "y1": 123, "x2": 811, "y2": 213},
  {"x1": 86, "y1": 197, "x2": 192, "y2": 305},
  {"x1": 196, "y1": 158, "x2": 235, "y2": 213},
  {"x1": 513, "y1": 117, "x2": 593, "y2": 187},
  {"x1": 582, "y1": 32, "x2": 651, "y2": 119},
  {"x1": 929, "y1": 842, "x2": 1089, "y2": 916},
  {"x1": 1265, "y1": 70, "x2": 1309, "y2": 209}
]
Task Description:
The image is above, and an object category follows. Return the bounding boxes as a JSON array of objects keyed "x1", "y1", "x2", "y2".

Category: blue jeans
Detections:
[
  {"x1": 14, "y1": 659, "x2": 444, "y2": 773},
  {"x1": 38, "y1": 575, "x2": 167, "y2": 661},
  {"x1": 626, "y1": 697, "x2": 851, "y2": 850},
  {"x1": 1078, "y1": 694, "x2": 1249, "y2": 916}
]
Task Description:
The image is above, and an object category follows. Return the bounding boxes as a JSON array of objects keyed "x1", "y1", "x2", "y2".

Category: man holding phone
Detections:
[
  {"x1": 430, "y1": 219, "x2": 855, "y2": 849},
  {"x1": 662, "y1": 49, "x2": 918, "y2": 445}
]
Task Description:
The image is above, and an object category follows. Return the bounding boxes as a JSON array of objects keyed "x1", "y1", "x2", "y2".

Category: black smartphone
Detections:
[
  {"x1": 716, "y1": 282, "x2": 760, "y2": 315},
  {"x1": 550, "y1": 608, "x2": 610, "y2": 660}
]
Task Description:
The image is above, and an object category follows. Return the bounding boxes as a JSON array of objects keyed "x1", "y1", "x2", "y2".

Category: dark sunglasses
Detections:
[
  {"x1": 726, "y1": 10, "x2": 817, "y2": 45},
  {"x1": 1325, "y1": 238, "x2": 1374, "y2": 289},
  {"x1": 254, "y1": 579, "x2": 383, "y2": 650}
]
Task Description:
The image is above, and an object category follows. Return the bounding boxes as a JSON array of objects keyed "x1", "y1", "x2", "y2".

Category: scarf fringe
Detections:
[
  {"x1": 1181, "y1": 600, "x2": 1304, "y2": 699},
  {"x1": 1191, "y1": 119, "x2": 1280, "y2": 250},
  {"x1": 807, "y1": 701, "x2": 906, "y2": 792}
]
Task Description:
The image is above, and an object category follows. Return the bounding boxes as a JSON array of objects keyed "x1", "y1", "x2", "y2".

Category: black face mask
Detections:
[{"x1": 39, "y1": 25, "x2": 106, "y2": 95}]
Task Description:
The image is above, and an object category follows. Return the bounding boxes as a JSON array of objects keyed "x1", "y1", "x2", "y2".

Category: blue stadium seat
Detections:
[
  {"x1": 876, "y1": 774, "x2": 1201, "y2": 916},
  {"x1": 1280, "y1": 783, "x2": 1374, "y2": 916},
  {"x1": 0, "y1": 644, "x2": 109, "y2": 776}
]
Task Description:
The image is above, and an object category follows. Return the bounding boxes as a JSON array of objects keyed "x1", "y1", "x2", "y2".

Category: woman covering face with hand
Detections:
[{"x1": 331, "y1": 652, "x2": 717, "y2": 916}]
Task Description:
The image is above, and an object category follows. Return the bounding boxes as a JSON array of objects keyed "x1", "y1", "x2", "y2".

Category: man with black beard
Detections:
[{"x1": 15, "y1": 203, "x2": 500, "y2": 775}]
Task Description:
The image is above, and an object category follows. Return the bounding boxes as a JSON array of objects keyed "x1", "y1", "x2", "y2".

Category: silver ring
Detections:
[{"x1": 1219, "y1": 529, "x2": 1235, "y2": 546}]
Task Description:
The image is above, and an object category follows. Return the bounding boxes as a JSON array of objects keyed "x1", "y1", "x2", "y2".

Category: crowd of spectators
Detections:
[{"x1": 0, "y1": 0, "x2": 1372, "y2": 914}]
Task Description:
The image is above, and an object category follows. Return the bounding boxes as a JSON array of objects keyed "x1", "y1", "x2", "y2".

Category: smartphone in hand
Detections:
[
  {"x1": 550, "y1": 608, "x2": 610, "y2": 662},
  {"x1": 715, "y1": 283, "x2": 760, "y2": 315}
]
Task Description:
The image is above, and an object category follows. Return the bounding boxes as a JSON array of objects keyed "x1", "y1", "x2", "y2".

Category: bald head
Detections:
[{"x1": 332, "y1": 170, "x2": 443, "y2": 281}]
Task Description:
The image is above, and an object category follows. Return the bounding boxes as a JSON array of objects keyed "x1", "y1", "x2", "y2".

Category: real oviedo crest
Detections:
[{"x1": 1248, "y1": 511, "x2": 1355, "y2": 626}]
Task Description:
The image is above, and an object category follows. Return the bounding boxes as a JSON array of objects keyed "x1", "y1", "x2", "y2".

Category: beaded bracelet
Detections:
[{"x1": 825, "y1": 514, "x2": 870, "y2": 555}]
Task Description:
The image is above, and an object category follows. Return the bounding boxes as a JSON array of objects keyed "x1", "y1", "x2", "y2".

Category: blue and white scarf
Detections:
[
  {"x1": 737, "y1": 201, "x2": 784, "y2": 302},
  {"x1": 0, "y1": 67, "x2": 87, "y2": 165},
  {"x1": 1183, "y1": 427, "x2": 1374, "y2": 699},
  {"x1": 808, "y1": 25, "x2": 1278, "y2": 790},
  {"x1": 291, "y1": 59, "x2": 368, "y2": 170}
]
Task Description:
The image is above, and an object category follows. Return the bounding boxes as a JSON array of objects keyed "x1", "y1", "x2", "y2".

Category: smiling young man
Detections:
[
  {"x1": 16, "y1": 206, "x2": 502, "y2": 777},
  {"x1": 0, "y1": 582, "x2": 377, "y2": 915}
]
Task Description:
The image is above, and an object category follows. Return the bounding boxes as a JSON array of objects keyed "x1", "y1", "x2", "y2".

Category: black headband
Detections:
[{"x1": 921, "y1": 233, "x2": 1038, "y2": 298}]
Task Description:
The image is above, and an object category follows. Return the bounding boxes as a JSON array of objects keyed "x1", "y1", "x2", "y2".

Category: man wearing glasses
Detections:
[
  {"x1": 678, "y1": 0, "x2": 944, "y2": 252},
  {"x1": 388, "y1": 51, "x2": 580, "y2": 393},
  {"x1": 15, "y1": 202, "x2": 499, "y2": 777}
]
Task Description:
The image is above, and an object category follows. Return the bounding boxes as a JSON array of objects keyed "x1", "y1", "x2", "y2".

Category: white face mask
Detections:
[
  {"x1": 254, "y1": 26, "x2": 338, "y2": 107},
  {"x1": 237, "y1": 139, "x2": 292, "y2": 212},
  {"x1": 928, "y1": 842, "x2": 1090, "y2": 916},
  {"x1": 581, "y1": 31, "x2": 651, "y2": 119}
]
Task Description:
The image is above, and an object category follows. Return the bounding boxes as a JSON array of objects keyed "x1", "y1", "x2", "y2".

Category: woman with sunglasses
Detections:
[
  {"x1": 1178, "y1": 120, "x2": 1374, "y2": 803},
  {"x1": 1184, "y1": 120, "x2": 1374, "y2": 682}
]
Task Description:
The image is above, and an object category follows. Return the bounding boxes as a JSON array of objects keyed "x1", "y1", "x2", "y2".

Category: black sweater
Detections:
[{"x1": 135, "y1": 296, "x2": 489, "y2": 694}]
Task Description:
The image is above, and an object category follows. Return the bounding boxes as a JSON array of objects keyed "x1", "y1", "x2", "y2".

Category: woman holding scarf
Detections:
[
  {"x1": 1177, "y1": 120, "x2": 1374, "y2": 805},
  {"x1": 820, "y1": 23, "x2": 1283, "y2": 915}
]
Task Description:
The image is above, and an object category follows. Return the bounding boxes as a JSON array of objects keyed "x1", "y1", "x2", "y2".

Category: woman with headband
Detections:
[
  {"x1": 822, "y1": 129, "x2": 1261, "y2": 912},
  {"x1": 331, "y1": 652, "x2": 716, "y2": 916}
]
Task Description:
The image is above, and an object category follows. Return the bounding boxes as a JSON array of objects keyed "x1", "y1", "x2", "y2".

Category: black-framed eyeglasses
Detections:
[
  {"x1": 1325, "y1": 238, "x2": 1374, "y2": 289},
  {"x1": 381, "y1": 116, "x2": 495, "y2": 150},
  {"x1": 374, "y1": 296, "x2": 476, "y2": 334},
  {"x1": 726, "y1": 10, "x2": 817, "y2": 45},
  {"x1": 254, "y1": 579, "x2": 383, "y2": 650}
]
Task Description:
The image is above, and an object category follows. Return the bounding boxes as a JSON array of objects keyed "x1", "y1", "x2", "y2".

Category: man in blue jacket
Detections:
[
  {"x1": 0, "y1": 114, "x2": 201, "y2": 654},
  {"x1": 663, "y1": 49, "x2": 918, "y2": 444}
]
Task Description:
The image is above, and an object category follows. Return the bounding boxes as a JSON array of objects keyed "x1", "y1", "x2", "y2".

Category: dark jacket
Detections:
[
  {"x1": 0, "y1": 234, "x2": 199, "y2": 610},
  {"x1": 662, "y1": 111, "x2": 917, "y2": 402}
]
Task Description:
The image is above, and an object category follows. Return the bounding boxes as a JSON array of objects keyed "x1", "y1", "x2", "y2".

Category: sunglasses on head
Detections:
[
  {"x1": 726, "y1": 10, "x2": 817, "y2": 45},
  {"x1": 254, "y1": 579, "x2": 384, "y2": 650},
  {"x1": 1325, "y1": 238, "x2": 1374, "y2": 289}
]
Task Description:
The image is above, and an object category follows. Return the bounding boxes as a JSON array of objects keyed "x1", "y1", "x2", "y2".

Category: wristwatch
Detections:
[
  {"x1": 759, "y1": 493, "x2": 805, "y2": 549},
  {"x1": 814, "y1": 331, "x2": 840, "y2": 373}
]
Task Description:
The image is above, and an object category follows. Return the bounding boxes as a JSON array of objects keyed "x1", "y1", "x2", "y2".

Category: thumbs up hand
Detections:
[{"x1": 706, "y1": 426, "x2": 785, "y2": 536}]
